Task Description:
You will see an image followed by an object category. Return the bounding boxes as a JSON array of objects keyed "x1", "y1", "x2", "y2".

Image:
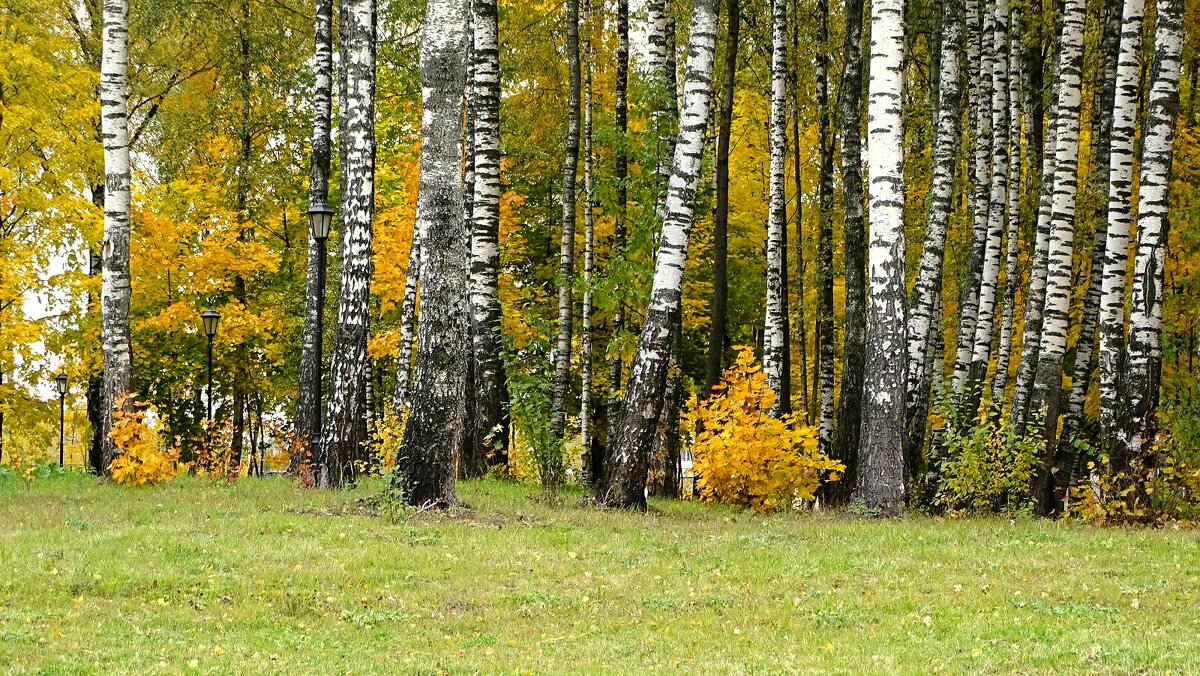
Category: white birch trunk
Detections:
[
  {"x1": 763, "y1": 0, "x2": 789, "y2": 414},
  {"x1": 321, "y1": 0, "x2": 376, "y2": 488},
  {"x1": 1027, "y1": 0, "x2": 1086, "y2": 513},
  {"x1": 857, "y1": 0, "x2": 907, "y2": 516},
  {"x1": 1124, "y1": 0, "x2": 1182, "y2": 461},
  {"x1": 394, "y1": 234, "x2": 420, "y2": 414},
  {"x1": 991, "y1": 10, "x2": 1022, "y2": 408},
  {"x1": 99, "y1": 0, "x2": 133, "y2": 472},
  {"x1": 1097, "y1": 0, "x2": 1146, "y2": 454},
  {"x1": 580, "y1": 0, "x2": 596, "y2": 460}
]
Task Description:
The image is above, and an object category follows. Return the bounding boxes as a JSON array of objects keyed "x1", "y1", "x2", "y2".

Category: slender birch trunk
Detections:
[
  {"x1": 858, "y1": 0, "x2": 907, "y2": 516},
  {"x1": 99, "y1": 0, "x2": 133, "y2": 473},
  {"x1": 705, "y1": 0, "x2": 737, "y2": 395},
  {"x1": 833, "y1": 0, "x2": 866, "y2": 481},
  {"x1": 763, "y1": 0, "x2": 789, "y2": 415},
  {"x1": 905, "y1": 0, "x2": 963, "y2": 466},
  {"x1": 295, "y1": 0, "x2": 335, "y2": 452},
  {"x1": 790, "y1": 0, "x2": 809, "y2": 422},
  {"x1": 469, "y1": 0, "x2": 508, "y2": 469},
  {"x1": 603, "y1": 0, "x2": 630, "y2": 477},
  {"x1": 595, "y1": 0, "x2": 717, "y2": 510},
  {"x1": 1052, "y1": 0, "x2": 1124, "y2": 502},
  {"x1": 951, "y1": 0, "x2": 994, "y2": 397},
  {"x1": 580, "y1": 0, "x2": 596, "y2": 469},
  {"x1": 1009, "y1": 51, "x2": 1062, "y2": 433},
  {"x1": 393, "y1": 234, "x2": 420, "y2": 414},
  {"x1": 1097, "y1": 0, "x2": 1145, "y2": 458},
  {"x1": 1027, "y1": 0, "x2": 1086, "y2": 514},
  {"x1": 550, "y1": 0, "x2": 582, "y2": 445},
  {"x1": 965, "y1": 0, "x2": 1010, "y2": 413},
  {"x1": 1124, "y1": 0, "x2": 1182, "y2": 464},
  {"x1": 815, "y1": 0, "x2": 836, "y2": 455},
  {"x1": 321, "y1": 0, "x2": 377, "y2": 488},
  {"x1": 990, "y1": 9, "x2": 1022, "y2": 408},
  {"x1": 395, "y1": 0, "x2": 469, "y2": 507}
]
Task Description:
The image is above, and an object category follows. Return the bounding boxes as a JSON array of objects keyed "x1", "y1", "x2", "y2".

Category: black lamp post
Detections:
[
  {"x1": 201, "y1": 309, "x2": 221, "y2": 425},
  {"x1": 308, "y1": 201, "x2": 334, "y2": 459},
  {"x1": 55, "y1": 373, "x2": 68, "y2": 468}
]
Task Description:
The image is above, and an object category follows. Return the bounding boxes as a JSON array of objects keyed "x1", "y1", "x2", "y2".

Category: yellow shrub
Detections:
[
  {"x1": 685, "y1": 348, "x2": 843, "y2": 513},
  {"x1": 108, "y1": 395, "x2": 181, "y2": 486}
]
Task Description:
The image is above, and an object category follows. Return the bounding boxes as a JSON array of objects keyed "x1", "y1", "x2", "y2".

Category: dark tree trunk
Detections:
[
  {"x1": 832, "y1": 0, "x2": 865, "y2": 503},
  {"x1": 705, "y1": 0, "x2": 737, "y2": 395},
  {"x1": 395, "y1": 0, "x2": 470, "y2": 507}
]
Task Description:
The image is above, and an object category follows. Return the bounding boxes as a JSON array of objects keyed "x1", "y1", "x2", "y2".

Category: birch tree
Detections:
[
  {"x1": 834, "y1": 0, "x2": 866, "y2": 477},
  {"x1": 1124, "y1": 0, "x2": 1182, "y2": 463},
  {"x1": 763, "y1": 0, "x2": 789, "y2": 415},
  {"x1": 294, "y1": 0, "x2": 334, "y2": 451},
  {"x1": 815, "y1": 0, "x2": 836, "y2": 455},
  {"x1": 321, "y1": 0, "x2": 376, "y2": 488},
  {"x1": 550, "y1": 0, "x2": 581, "y2": 444},
  {"x1": 99, "y1": 0, "x2": 133, "y2": 472},
  {"x1": 393, "y1": 235, "x2": 420, "y2": 413},
  {"x1": 858, "y1": 0, "x2": 907, "y2": 516},
  {"x1": 595, "y1": 0, "x2": 717, "y2": 510},
  {"x1": 395, "y1": 0, "x2": 469, "y2": 507},
  {"x1": 906, "y1": 0, "x2": 963, "y2": 462},
  {"x1": 470, "y1": 0, "x2": 508, "y2": 469},
  {"x1": 990, "y1": 10, "x2": 1022, "y2": 408},
  {"x1": 1097, "y1": 0, "x2": 1145, "y2": 456},
  {"x1": 965, "y1": 0, "x2": 1010, "y2": 412},
  {"x1": 580, "y1": 0, "x2": 596, "y2": 465},
  {"x1": 1027, "y1": 0, "x2": 1086, "y2": 513}
]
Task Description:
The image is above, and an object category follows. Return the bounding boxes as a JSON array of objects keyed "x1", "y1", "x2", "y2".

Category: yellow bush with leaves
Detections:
[
  {"x1": 685, "y1": 348, "x2": 842, "y2": 513},
  {"x1": 108, "y1": 395, "x2": 181, "y2": 486}
]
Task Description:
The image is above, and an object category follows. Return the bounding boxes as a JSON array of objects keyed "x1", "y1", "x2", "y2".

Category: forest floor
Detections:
[{"x1": 1, "y1": 475, "x2": 1198, "y2": 673}]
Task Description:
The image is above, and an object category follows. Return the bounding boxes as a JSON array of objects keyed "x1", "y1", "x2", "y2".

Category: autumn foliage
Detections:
[
  {"x1": 108, "y1": 395, "x2": 181, "y2": 486},
  {"x1": 685, "y1": 348, "x2": 842, "y2": 513}
]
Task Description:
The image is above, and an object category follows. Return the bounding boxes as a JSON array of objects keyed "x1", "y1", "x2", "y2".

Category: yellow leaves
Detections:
[
  {"x1": 108, "y1": 395, "x2": 182, "y2": 486},
  {"x1": 684, "y1": 347, "x2": 844, "y2": 513}
]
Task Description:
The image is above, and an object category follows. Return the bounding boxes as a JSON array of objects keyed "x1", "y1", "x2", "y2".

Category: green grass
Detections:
[{"x1": 1, "y1": 474, "x2": 1198, "y2": 674}]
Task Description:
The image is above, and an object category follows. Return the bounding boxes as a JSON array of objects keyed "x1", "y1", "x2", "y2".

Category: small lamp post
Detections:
[
  {"x1": 55, "y1": 373, "x2": 68, "y2": 468},
  {"x1": 308, "y1": 201, "x2": 334, "y2": 459},
  {"x1": 201, "y1": 309, "x2": 221, "y2": 424}
]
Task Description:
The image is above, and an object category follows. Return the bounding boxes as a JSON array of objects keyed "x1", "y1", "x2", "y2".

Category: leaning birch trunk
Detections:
[
  {"x1": 1027, "y1": 0, "x2": 1086, "y2": 515},
  {"x1": 395, "y1": 0, "x2": 469, "y2": 507},
  {"x1": 1124, "y1": 0, "x2": 1182, "y2": 465},
  {"x1": 814, "y1": 0, "x2": 836, "y2": 456},
  {"x1": 965, "y1": 0, "x2": 1010, "y2": 414},
  {"x1": 321, "y1": 0, "x2": 376, "y2": 489},
  {"x1": 595, "y1": 0, "x2": 717, "y2": 510},
  {"x1": 470, "y1": 0, "x2": 508, "y2": 469},
  {"x1": 990, "y1": 11, "x2": 1022, "y2": 410},
  {"x1": 550, "y1": 0, "x2": 582, "y2": 446},
  {"x1": 833, "y1": 0, "x2": 866, "y2": 484},
  {"x1": 99, "y1": 0, "x2": 133, "y2": 473},
  {"x1": 857, "y1": 0, "x2": 907, "y2": 516},
  {"x1": 1097, "y1": 0, "x2": 1146, "y2": 460},
  {"x1": 580, "y1": 0, "x2": 596, "y2": 472},
  {"x1": 763, "y1": 0, "x2": 789, "y2": 415},
  {"x1": 951, "y1": 0, "x2": 994, "y2": 398},
  {"x1": 393, "y1": 234, "x2": 421, "y2": 414},
  {"x1": 294, "y1": 0, "x2": 335, "y2": 455},
  {"x1": 905, "y1": 0, "x2": 963, "y2": 468}
]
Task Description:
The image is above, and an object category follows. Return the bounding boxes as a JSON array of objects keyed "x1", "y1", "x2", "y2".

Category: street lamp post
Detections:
[
  {"x1": 201, "y1": 309, "x2": 221, "y2": 426},
  {"x1": 55, "y1": 373, "x2": 68, "y2": 468},
  {"x1": 308, "y1": 201, "x2": 334, "y2": 469}
]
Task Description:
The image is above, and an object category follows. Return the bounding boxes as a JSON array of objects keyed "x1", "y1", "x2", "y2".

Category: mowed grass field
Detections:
[{"x1": 1, "y1": 475, "x2": 1198, "y2": 674}]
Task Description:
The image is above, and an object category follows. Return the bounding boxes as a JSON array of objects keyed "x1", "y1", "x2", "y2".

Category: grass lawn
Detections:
[{"x1": 1, "y1": 475, "x2": 1198, "y2": 674}]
